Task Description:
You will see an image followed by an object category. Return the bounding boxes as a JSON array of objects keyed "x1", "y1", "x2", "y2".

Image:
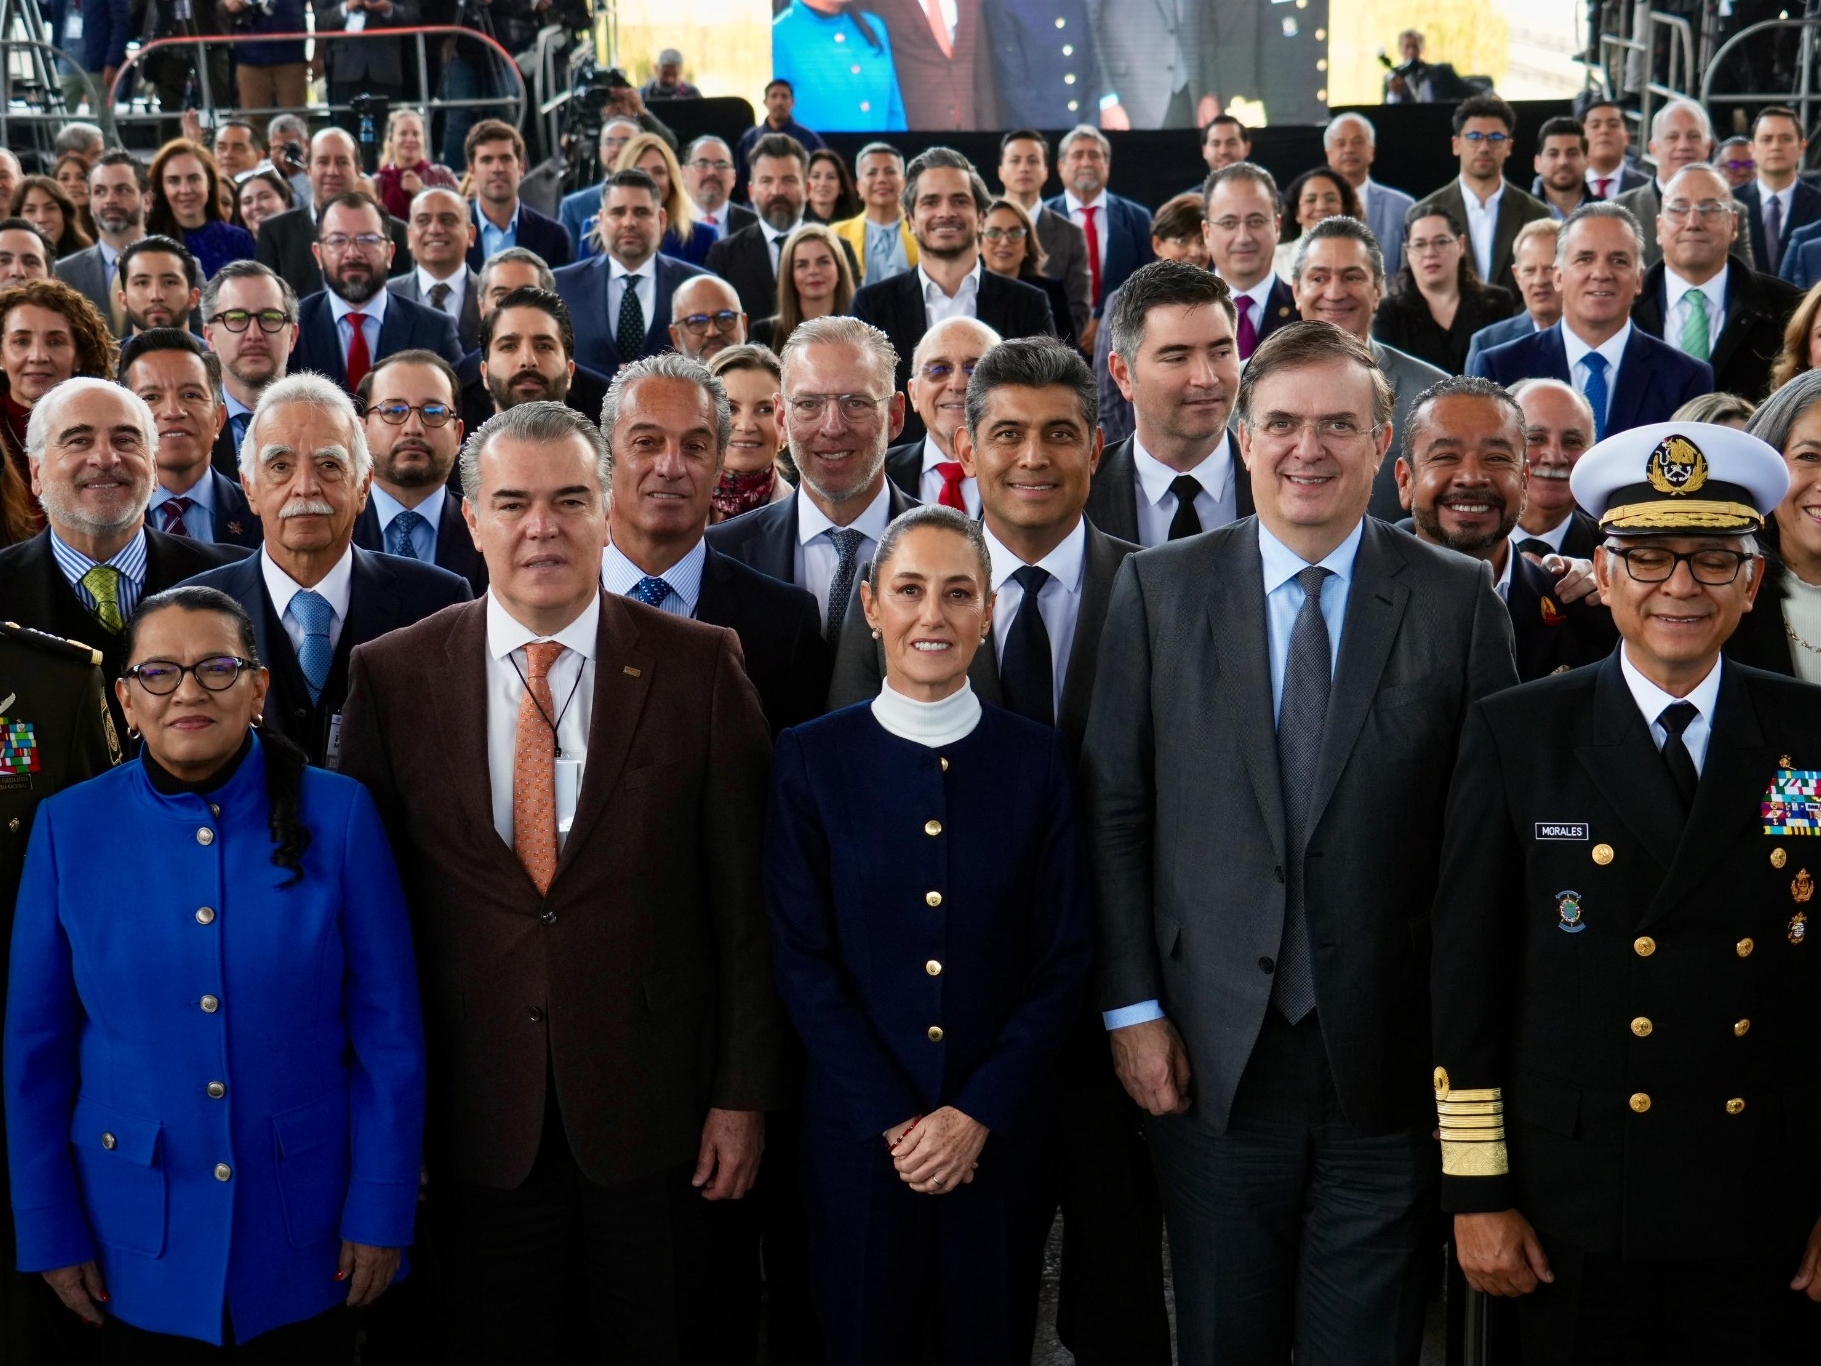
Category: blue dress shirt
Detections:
[
  {"x1": 368, "y1": 484, "x2": 444, "y2": 563},
  {"x1": 149, "y1": 470, "x2": 218, "y2": 544},
  {"x1": 600, "y1": 538, "x2": 707, "y2": 618},
  {"x1": 49, "y1": 528, "x2": 148, "y2": 620}
]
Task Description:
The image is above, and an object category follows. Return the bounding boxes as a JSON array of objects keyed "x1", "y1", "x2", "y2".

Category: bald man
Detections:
[
  {"x1": 389, "y1": 187, "x2": 483, "y2": 350},
  {"x1": 1510, "y1": 377, "x2": 1603, "y2": 559},
  {"x1": 883, "y1": 315, "x2": 1002, "y2": 514},
  {"x1": 256, "y1": 127, "x2": 413, "y2": 295},
  {"x1": 668, "y1": 275, "x2": 747, "y2": 362}
]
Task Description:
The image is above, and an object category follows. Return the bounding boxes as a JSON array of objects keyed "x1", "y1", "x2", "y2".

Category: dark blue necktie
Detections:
[
  {"x1": 230, "y1": 411, "x2": 250, "y2": 455},
  {"x1": 824, "y1": 528, "x2": 863, "y2": 640},
  {"x1": 999, "y1": 565, "x2": 1054, "y2": 727},
  {"x1": 386, "y1": 509, "x2": 426, "y2": 559},
  {"x1": 1582, "y1": 352, "x2": 1610, "y2": 442},
  {"x1": 628, "y1": 575, "x2": 672, "y2": 609},
  {"x1": 289, "y1": 590, "x2": 334, "y2": 706},
  {"x1": 1272, "y1": 565, "x2": 1332, "y2": 1024}
]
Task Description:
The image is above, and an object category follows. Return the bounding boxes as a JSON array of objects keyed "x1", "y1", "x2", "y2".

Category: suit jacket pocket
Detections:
[
  {"x1": 271, "y1": 1092, "x2": 351, "y2": 1250},
  {"x1": 68, "y1": 1098, "x2": 166, "y2": 1257},
  {"x1": 1374, "y1": 672, "x2": 1446, "y2": 712}
]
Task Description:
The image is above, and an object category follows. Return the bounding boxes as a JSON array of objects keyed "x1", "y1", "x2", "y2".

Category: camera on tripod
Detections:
[
  {"x1": 350, "y1": 92, "x2": 389, "y2": 174},
  {"x1": 558, "y1": 58, "x2": 633, "y2": 192}
]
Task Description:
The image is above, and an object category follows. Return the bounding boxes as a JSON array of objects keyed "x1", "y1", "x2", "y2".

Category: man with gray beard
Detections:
[
  {"x1": 290, "y1": 192, "x2": 463, "y2": 397},
  {"x1": 0, "y1": 377, "x2": 246, "y2": 739},
  {"x1": 704, "y1": 133, "x2": 860, "y2": 319}
]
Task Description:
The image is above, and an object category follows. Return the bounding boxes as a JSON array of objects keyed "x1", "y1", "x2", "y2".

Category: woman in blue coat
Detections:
[
  {"x1": 772, "y1": 0, "x2": 908, "y2": 134},
  {"x1": 6, "y1": 586, "x2": 425, "y2": 1356},
  {"x1": 767, "y1": 505, "x2": 1091, "y2": 1365}
]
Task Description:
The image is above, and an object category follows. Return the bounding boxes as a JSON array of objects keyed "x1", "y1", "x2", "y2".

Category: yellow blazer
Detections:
[{"x1": 830, "y1": 213, "x2": 919, "y2": 284}]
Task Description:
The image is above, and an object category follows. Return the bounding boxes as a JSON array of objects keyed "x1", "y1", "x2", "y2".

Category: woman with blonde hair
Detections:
[
  {"x1": 375, "y1": 108, "x2": 459, "y2": 221},
  {"x1": 751, "y1": 224, "x2": 855, "y2": 352},
  {"x1": 595, "y1": 132, "x2": 711, "y2": 265},
  {"x1": 1771, "y1": 280, "x2": 1821, "y2": 391}
]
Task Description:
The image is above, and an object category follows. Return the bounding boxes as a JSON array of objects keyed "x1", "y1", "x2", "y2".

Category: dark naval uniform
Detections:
[
  {"x1": 0, "y1": 620, "x2": 119, "y2": 1361},
  {"x1": 1432, "y1": 421, "x2": 1821, "y2": 1362}
]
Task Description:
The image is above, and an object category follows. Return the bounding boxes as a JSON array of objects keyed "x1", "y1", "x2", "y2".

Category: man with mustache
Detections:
[
  {"x1": 705, "y1": 134, "x2": 859, "y2": 321},
  {"x1": 1396, "y1": 374, "x2": 1614, "y2": 680},
  {"x1": 1509, "y1": 377, "x2": 1602, "y2": 558},
  {"x1": 201, "y1": 261, "x2": 300, "y2": 479},
  {"x1": 0, "y1": 375, "x2": 245, "y2": 739},
  {"x1": 56, "y1": 150, "x2": 147, "y2": 333},
  {"x1": 125, "y1": 328, "x2": 261, "y2": 549},
  {"x1": 389, "y1": 187, "x2": 483, "y2": 352},
  {"x1": 291, "y1": 191, "x2": 464, "y2": 397},
  {"x1": 181, "y1": 371, "x2": 470, "y2": 767},
  {"x1": 353, "y1": 348, "x2": 487, "y2": 594},
  {"x1": 116, "y1": 235, "x2": 201, "y2": 339},
  {"x1": 552, "y1": 169, "x2": 704, "y2": 381},
  {"x1": 884, "y1": 315, "x2": 999, "y2": 512}
]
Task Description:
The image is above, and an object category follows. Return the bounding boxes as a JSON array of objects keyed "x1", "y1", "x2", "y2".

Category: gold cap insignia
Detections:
[
  {"x1": 1794, "y1": 869, "x2": 1814, "y2": 904},
  {"x1": 1646, "y1": 434, "x2": 1710, "y2": 497}
]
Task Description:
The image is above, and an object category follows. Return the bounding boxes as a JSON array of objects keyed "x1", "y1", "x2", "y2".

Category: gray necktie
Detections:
[
  {"x1": 1271, "y1": 565, "x2": 1332, "y2": 1024},
  {"x1": 824, "y1": 527, "x2": 863, "y2": 640},
  {"x1": 428, "y1": 281, "x2": 452, "y2": 314}
]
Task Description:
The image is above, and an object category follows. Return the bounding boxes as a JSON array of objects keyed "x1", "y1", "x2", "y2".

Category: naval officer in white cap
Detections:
[{"x1": 1430, "y1": 421, "x2": 1821, "y2": 1363}]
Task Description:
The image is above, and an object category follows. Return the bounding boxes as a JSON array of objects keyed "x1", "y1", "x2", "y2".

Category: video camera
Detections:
[{"x1": 559, "y1": 56, "x2": 633, "y2": 193}]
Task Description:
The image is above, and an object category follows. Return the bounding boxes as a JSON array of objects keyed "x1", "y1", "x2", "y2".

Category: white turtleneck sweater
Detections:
[{"x1": 870, "y1": 678, "x2": 982, "y2": 747}]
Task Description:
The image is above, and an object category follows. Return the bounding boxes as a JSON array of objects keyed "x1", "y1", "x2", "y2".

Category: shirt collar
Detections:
[
  {"x1": 917, "y1": 258, "x2": 982, "y2": 302},
  {"x1": 920, "y1": 433, "x2": 957, "y2": 472},
  {"x1": 225, "y1": 392, "x2": 253, "y2": 419},
  {"x1": 1619, "y1": 645, "x2": 1723, "y2": 732},
  {"x1": 369, "y1": 481, "x2": 445, "y2": 531},
  {"x1": 260, "y1": 543, "x2": 355, "y2": 623},
  {"x1": 600, "y1": 537, "x2": 707, "y2": 613},
  {"x1": 610, "y1": 254, "x2": 654, "y2": 282},
  {"x1": 1459, "y1": 175, "x2": 1504, "y2": 210},
  {"x1": 415, "y1": 263, "x2": 465, "y2": 295},
  {"x1": 1131, "y1": 429, "x2": 1232, "y2": 508},
  {"x1": 481, "y1": 200, "x2": 522, "y2": 236},
  {"x1": 1560, "y1": 318, "x2": 1631, "y2": 370},
  {"x1": 767, "y1": 218, "x2": 805, "y2": 244},
  {"x1": 984, "y1": 517, "x2": 1086, "y2": 595},
  {"x1": 50, "y1": 526, "x2": 146, "y2": 577},
  {"x1": 153, "y1": 466, "x2": 215, "y2": 507},
  {"x1": 1234, "y1": 274, "x2": 1279, "y2": 314},
  {"x1": 1514, "y1": 511, "x2": 1575, "y2": 553},
  {"x1": 1257, "y1": 516, "x2": 1365, "y2": 597},
  {"x1": 797, "y1": 480, "x2": 894, "y2": 546},
  {"x1": 328, "y1": 286, "x2": 388, "y2": 327},
  {"x1": 485, "y1": 588, "x2": 601, "y2": 661},
  {"x1": 1664, "y1": 261, "x2": 1728, "y2": 313},
  {"x1": 1064, "y1": 189, "x2": 1109, "y2": 215},
  {"x1": 1756, "y1": 179, "x2": 1791, "y2": 208}
]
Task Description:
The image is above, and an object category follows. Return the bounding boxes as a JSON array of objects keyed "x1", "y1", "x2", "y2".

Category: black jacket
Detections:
[
  {"x1": 1631, "y1": 256, "x2": 1803, "y2": 401},
  {"x1": 352, "y1": 494, "x2": 488, "y2": 596},
  {"x1": 1083, "y1": 434, "x2": 1255, "y2": 546},
  {"x1": 695, "y1": 543, "x2": 830, "y2": 735},
  {"x1": 254, "y1": 204, "x2": 413, "y2": 299},
  {"x1": 290, "y1": 290, "x2": 465, "y2": 394},
  {"x1": 703, "y1": 223, "x2": 861, "y2": 323},
  {"x1": 464, "y1": 201, "x2": 575, "y2": 273}
]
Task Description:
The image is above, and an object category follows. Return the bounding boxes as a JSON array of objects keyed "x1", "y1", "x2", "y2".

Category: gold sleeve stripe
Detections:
[{"x1": 1436, "y1": 1081, "x2": 1508, "y2": 1177}]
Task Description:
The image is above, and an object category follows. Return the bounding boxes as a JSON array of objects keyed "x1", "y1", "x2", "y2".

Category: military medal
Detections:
[
  {"x1": 1794, "y1": 869, "x2": 1814, "y2": 904},
  {"x1": 1539, "y1": 596, "x2": 1562, "y2": 626},
  {"x1": 1791, "y1": 912, "x2": 1809, "y2": 945},
  {"x1": 1763, "y1": 763, "x2": 1821, "y2": 835},
  {"x1": 1556, "y1": 889, "x2": 1586, "y2": 933}
]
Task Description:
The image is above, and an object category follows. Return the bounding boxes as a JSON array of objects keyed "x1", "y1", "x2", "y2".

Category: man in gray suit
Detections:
[
  {"x1": 1287, "y1": 217, "x2": 1446, "y2": 521},
  {"x1": 388, "y1": 187, "x2": 482, "y2": 351},
  {"x1": 1324, "y1": 113, "x2": 1413, "y2": 276},
  {"x1": 55, "y1": 151, "x2": 146, "y2": 335},
  {"x1": 1081, "y1": 321, "x2": 1517, "y2": 1365},
  {"x1": 1614, "y1": 97, "x2": 1754, "y2": 268}
]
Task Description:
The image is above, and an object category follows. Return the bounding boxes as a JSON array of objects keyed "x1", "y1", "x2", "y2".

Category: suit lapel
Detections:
[
  {"x1": 1205, "y1": 524, "x2": 1285, "y2": 857},
  {"x1": 1058, "y1": 522, "x2": 1123, "y2": 739},
  {"x1": 431, "y1": 601, "x2": 512, "y2": 863},
  {"x1": 1709, "y1": 266, "x2": 1755, "y2": 381},
  {"x1": 343, "y1": 548, "x2": 405, "y2": 653},
  {"x1": 1229, "y1": 431, "x2": 1256, "y2": 519},
  {"x1": 646, "y1": 260, "x2": 676, "y2": 353},
  {"x1": 1609, "y1": 329, "x2": 1653, "y2": 433},
  {"x1": 552, "y1": 594, "x2": 654, "y2": 882},
  {"x1": 1576, "y1": 651, "x2": 1683, "y2": 875}
]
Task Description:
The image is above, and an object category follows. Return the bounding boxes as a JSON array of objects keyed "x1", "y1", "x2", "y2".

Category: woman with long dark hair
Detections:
[
  {"x1": 752, "y1": 224, "x2": 856, "y2": 352},
  {"x1": 145, "y1": 140, "x2": 256, "y2": 280},
  {"x1": 807, "y1": 148, "x2": 863, "y2": 224},
  {"x1": 1372, "y1": 207, "x2": 1517, "y2": 374},
  {"x1": 1272, "y1": 168, "x2": 1359, "y2": 280},
  {"x1": 11, "y1": 176, "x2": 91, "y2": 259},
  {"x1": 5, "y1": 585, "x2": 425, "y2": 1356}
]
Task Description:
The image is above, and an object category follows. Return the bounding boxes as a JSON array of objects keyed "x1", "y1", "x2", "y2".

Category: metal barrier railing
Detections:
[
  {"x1": 102, "y1": 25, "x2": 527, "y2": 140},
  {"x1": 1598, "y1": 7, "x2": 1698, "y2": 161},
  {"x1": 1704, "y1": 17, "x2": 1821, "y2": 147}
]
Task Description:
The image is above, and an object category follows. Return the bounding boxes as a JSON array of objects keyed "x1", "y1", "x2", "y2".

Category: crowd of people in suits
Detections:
[{"x1": 7, "y1": 62, "x2": 1821, "y2": 1366}]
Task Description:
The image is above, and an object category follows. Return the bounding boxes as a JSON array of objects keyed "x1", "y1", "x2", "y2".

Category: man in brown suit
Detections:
[
  {"x1": 872, "y1": 0, "x2": 999, "y2": 131},
  {"x1": 339, "y1": 400, "x2": 788, "y2": 1362}
]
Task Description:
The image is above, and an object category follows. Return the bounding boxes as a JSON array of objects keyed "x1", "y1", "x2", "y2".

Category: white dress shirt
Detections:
[
  {"x1": 600, "y1": 538, "x2": 707, "y2": 618},
  {"x1": 1063, "y1": 189, "x2": 1111, "y2": 273},
  {"x1": 795, "y1": 482, "x2": 894, "y2": 623},
  {"x1": 1512, "y1": 511, "x2": 1575, "y2": 555},
  {"x1": 1130, "y1": 431, "x2": 1237, "y2": 547},
  {"x1": 485, "y1": 591, "x2": 599, "y2": 848},
  {"x1": 327, "y1": 286, "x2": 388, "y2": 371},
  {"x1": 917, "y1": 434, "x2": 981, "y2": 516},
  {"x1": 1491, "y1": 544, "x2": 1514, "y2": 602},
  {"x1": 262, "y1": 545, "x2": 354, "y2": 657},
  {"x1": 766, "y1": 218, "x2": 806, "y2": 274},
  {"x1": 369, "y1": 483, "x2": 446, "y2": 562},
  {"x1": 415, "y1": 264, "x2": 466, "y2": 324},
  {"x1": 609, "y1": 256, "x2": 657, "y2": 337},
  {"x1": 1663, "y1": 262, "x2": 1728, "y2": 357},
  {"x1": 1620, "y1": 645, "x2": 1721, "y2": 774},
  {"x1": 1560, "y1": 320, "x2": 1632, "y2": 431},
  {"x1": 1459, "y1": 176, "x2": 1504, "y2": 283},
  {"x1": 986, "y1": 518, "x2": 1087, "y2": 717},
  {"x1": 918, "y1": 259, "x2": 983, "y2": 329}
]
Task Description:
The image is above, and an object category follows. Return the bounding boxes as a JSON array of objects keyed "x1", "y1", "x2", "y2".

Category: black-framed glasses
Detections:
[
  {"x1": 124, "y1": 655, "x2": 257, "y2": 694},
  {"x1": 1607, "y1": 545, "x2": 1752, "y2": 584},
  {"x1": 367, "y1": 400, "x2": 456, "y2": 427},
  {"x1": 209, "y1": 308, "x2": 292, "y2": 333},
  {"x1": 981, "y1": 227, "x2": 1027, "y2": 242},
  {"x1": 677, "y1": 310, "x2": 741, "y2": 336}
]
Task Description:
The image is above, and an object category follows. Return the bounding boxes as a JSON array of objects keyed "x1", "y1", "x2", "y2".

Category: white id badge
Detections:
[
  {"x1": 554, "y1": 758, "x2": 583, "y2": 844},
  {"x1": 324, "y1": 713, "x2": 344, "y2": 771}
]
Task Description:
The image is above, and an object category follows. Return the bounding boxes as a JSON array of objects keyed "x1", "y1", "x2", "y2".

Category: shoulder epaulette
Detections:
[{"x1": 0, "y1": 621, "x2": 104, "y2": 668}]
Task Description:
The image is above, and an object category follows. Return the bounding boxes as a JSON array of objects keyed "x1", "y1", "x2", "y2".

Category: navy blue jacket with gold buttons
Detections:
[{"x1": 765, "y1": 701, "x2": 1091, "y2": 1143}]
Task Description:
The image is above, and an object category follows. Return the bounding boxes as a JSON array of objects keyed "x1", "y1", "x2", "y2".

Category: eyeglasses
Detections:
[
  {"x1": 677, "y1": 310, "x2": 741, "y2": 335},
  {"x1": 318, "y1": 232, "x2": 387, "y2": 253},
  {"x1": 1460, "y1": 131, "x2": 1511, "y2": 145},
  {"x1": 1408, "y1": 235, "x2": 1459, "y2": 254},
  {"x1": 1607, "y1": 545, "x2": 1752, "y2": 584},
  {"x1": 687, "y1": 158, "x2": 733, "y2": 173},
  {"x1": 785, "y1": 393, "x2": 891, "y2": 423},
  {"x1": 124, "y1": 655, "x2": 257, "y2": 694},
  {"x1": 981, "y1": 227, "x2": 1028, "y2": 242},
  {"x1": 1662, "y1": 200, "x2": 1735, "y2": 220},
  {"x1": 367, "y1": 400, "x2": 456, "y2": 427},
  {"x1": 919, "y1": 361, "x2": 977, "y2": 383},
  {"x1": 209, "y1": 309, "x2": 292, "y2": 332},
  {"x1": 1723, "y1": 157, "x2": 1757, "y2": 172},
  {"x1": 1210, "y1": 215, "x2": 1274, "y2": 233}
]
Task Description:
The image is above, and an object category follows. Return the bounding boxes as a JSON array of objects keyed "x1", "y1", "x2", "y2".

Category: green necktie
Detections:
[
  {"x1": 1678, "y1": 288, "x2": 1710, "y2": 362},
  {"x1": 80, "y1": 564, "x2": 124, "y2": 633}
]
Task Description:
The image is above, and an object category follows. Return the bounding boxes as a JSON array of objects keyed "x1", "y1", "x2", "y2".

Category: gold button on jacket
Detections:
[
  {"x1": 1634, "y1": 935, "x2": 1657, "y2": 957},
  {"x1": 1737, "y1": 937, "x2": 1755, "y2": 958},
  {"x1": 1629, "y1": 1092, "x2": 1652, "y2": 1113},
  {"x1": 925, "y1": 960, "x2": 942, "y2": 976},
  {"x1": 927, "y1": 1026, "x2": 943, "y2": 1042},
  {"x1": 924, "y1": 820, "x2": 942, "y2": 836},
  {"x1": 214, "y1": 1163, "x2": 232, "y2": 1181},
  {"x1": 1726, "y1": 1098, "x2": 1746, "y2": 1115},
  {"x1": 1734, "y1": 1019, "x2": 1751, "y2": 1037},
  {"x1": 1631, "y1": 1017, "x2": 1653, "y2": 1037},
  {"x1": 926, "y1": 891, "x2": 942, "y2": 907}
]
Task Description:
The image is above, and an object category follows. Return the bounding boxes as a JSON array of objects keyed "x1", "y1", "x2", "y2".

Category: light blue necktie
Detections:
[
  {"x1": 289, "y1": 590, "x2": 334, "y2": 705},
  {"x1": 386, "y1": 509, "x2": 426, "y2": 560},
  {"x1": 866, "y1": 223, "x2": 898, "y2": 283},
  {"x1": 628, "y1": 575, "x2": 672, "y2": 609},
  {"x1": 1581, "y1": 351, "x2": 1611, "y2": 443}
]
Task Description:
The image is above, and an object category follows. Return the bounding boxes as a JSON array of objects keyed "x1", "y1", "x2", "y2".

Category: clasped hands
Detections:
[{"x1": 883, "y1": 1107, "x2": 987, "y2": 1195}]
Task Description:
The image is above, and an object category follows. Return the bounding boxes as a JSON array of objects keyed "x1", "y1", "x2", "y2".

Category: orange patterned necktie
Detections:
[{"x1": 513, "y1": 640, "x2": 565, "y2": 893}]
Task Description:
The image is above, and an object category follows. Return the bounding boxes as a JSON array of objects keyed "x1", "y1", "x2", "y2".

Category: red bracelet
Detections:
[{"x1": 889, "y1": 1115, "x2": 923, "y2": 1150}]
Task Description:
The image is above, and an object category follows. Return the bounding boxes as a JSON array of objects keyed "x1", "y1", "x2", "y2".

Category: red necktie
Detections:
[
  {"x1": 1080, "y1": 205, "x2": 1102, "y2": 308},
  {"x1": 935, "y1": 460, "x2": 967, "y2": 510},
  {"x1": 1234, "y1": 295, "x2": 1258, "y2": 360},
  {"x1": 1596, "y1": 177, "x2": 1612, "y2": 199},
  {"x1": 160, "y1": 496, "x2": 192, "y2": 537},
  {"x1": 344, "y1": 312, "x2": 371, "y2": 391}
]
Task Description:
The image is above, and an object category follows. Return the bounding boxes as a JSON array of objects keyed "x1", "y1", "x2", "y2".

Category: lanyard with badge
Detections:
[{"x1": 511, "y1": 646, "x2": 586, "y2": 842}]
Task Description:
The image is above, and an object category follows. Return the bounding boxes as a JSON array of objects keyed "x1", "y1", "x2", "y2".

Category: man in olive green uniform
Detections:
[
  {"x1": 0, "y1": 619, "x2": 118, "y2": 1362},
  {"x1": 1432, "y1": 421, "x2": 1821, "y2": 1362}
]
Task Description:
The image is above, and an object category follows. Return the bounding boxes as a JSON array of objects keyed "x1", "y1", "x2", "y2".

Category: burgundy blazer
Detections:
[
  {"x1": 872, "y1": 0, "x2": 999, "y2": 131},
  {"x1": 338, "y1": 593, "x2": 788, "y2": 1190}
]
